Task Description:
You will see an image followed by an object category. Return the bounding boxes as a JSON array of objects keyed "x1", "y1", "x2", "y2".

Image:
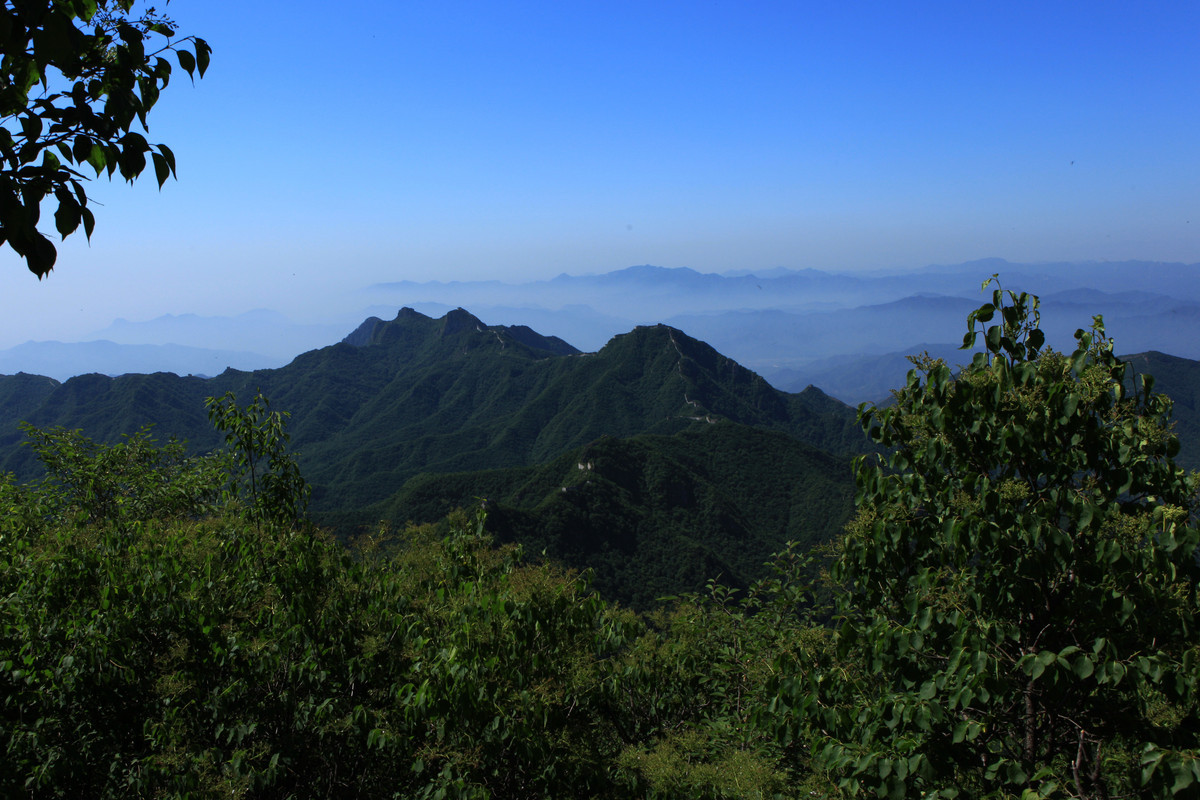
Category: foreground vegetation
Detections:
[{"x1": 3, "y1": 284, "x2": 1199, "y2": 798}]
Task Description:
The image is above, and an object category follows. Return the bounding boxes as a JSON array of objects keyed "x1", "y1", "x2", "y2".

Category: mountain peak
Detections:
[
  {"x1": 441, "y1": 307, "x2": 485, "y2": 337},
  {"x1": 341, "y1": 316, "x2": 388, "y2": 347},
  {"x1": 341, "y1": 307, "x2": 444, "y2": 348},
  {"x1": 341, "y1": 307, "x2": 579, "y2": 357}
]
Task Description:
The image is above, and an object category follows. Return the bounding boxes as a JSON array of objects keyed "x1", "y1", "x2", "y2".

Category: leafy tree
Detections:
[
  {"x1": 0, "y1": 0, "x2": 210, "y2": 276},
  {"x1": 17, "y1": 421, "x2": 224, "y2": 523},
  {"x1": 796, "y1": 279, "x2": 1200, "y2": 798},
  {"x1": 0, "y1": 494, "x2": 635, "y2": 797},
  {"x1": 205, "y1": 390, "x2": 310, "y2": 527}
]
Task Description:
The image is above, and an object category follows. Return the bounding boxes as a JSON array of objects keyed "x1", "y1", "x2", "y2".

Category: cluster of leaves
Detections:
[
  {"x1": 609, "y1": 545, "x2": 839, "y2": 799},
  {"x1": 0, "y1": 0, "x2": 210, "y2": 275},
  {"x1": 205, "y1": 390, "x2": 310, "y2": 527},
  {"x1": 16, "y1": 421, "x2": 224, "y2": 524},
  {"x1": 785, "y1": 279, "x2": 1200, "y2": 798}
]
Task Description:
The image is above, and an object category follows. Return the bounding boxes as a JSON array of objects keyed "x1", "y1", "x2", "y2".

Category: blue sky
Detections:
[{"x1": 2, "y1": 0, "x2": 1198, "y2": 348}]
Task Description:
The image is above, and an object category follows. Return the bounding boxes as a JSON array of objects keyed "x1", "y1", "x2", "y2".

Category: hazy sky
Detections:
[{"x1": 2, "y1": 0, "x2": 1198, "y2": 348}]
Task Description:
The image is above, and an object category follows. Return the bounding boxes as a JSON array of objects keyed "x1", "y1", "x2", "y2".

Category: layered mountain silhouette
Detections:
[
  {"x1": 6, "y1": 261, "x2": 1198, "y2": 396},
  {"x1": 0, "y1": 309, "x2": 867, "y2": 604}
]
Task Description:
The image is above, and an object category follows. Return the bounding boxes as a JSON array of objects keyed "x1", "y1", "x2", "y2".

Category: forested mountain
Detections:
[
  {"x1": 13, "y1": 307, "x2": 1195, "y2": 603},
  {"x1": 363, "y1": 423, "x2": 853, "y2": 607},
  {"x1": 0, "y1": 308, "x2": 865, "y2": 602}
]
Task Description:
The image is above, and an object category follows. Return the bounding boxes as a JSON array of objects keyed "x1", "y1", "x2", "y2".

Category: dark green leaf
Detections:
[
  {"x1": 54, "y1": 198, "x2": 81, "y2": 238},
  {"x1": 196, "y1": 39, "x2": 212, "y2": 77},
  {"x1": 151, "y1": 151, "x2": 170, "y2": 187},
  {"x1": 986, "y1": 326, "x2": 1001, "y2": 352},
  {"x1": 178, "y1": 49, "x2": 196, "y2": 78},
  {"x1": 157, "y1": 142, "x2": 176, "y2": 174},
  {"x1": 19, "y1": 114, "x2": 43, "y2": 143}
]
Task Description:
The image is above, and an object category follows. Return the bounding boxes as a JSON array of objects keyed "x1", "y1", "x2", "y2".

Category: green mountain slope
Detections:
[
  {"x1": 365, "y1": 421, "x2": 853, "y2": 607},
  {"x1": 0, "y1": 372, "x2": 58, "y2": 422}
]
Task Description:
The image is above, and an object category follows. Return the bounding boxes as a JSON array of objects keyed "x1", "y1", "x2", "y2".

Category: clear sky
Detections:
[{"x1": 2, "y1": 0, "x2": 1198, "y2": 348}]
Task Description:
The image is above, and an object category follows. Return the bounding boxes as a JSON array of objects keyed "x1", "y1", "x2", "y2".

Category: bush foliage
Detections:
[{"x1": 1, "y1": 395, "x2": 822, "y2": 798}]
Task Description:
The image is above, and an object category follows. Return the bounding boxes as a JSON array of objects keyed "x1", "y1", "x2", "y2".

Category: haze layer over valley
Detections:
[{"x1": 4, "y1": 258, "x2": 1198, "y2": 405}]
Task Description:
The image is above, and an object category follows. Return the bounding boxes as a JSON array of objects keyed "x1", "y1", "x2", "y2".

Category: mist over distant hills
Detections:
[
  {"x1": 92, "y1": 310, "x2": 347, "y2": 360},
  {"x1": 361, "y1": 259, "x2": 1200, "y2": 402},
  {"x1": 0, "y1": 311, "x2": 346, "y2": 381},
  {"x1": 3, "y1": 258, "x2": 1197, "y2": 405},
  {"x1": 0, "y1": 340, "x2": 281, "y2": 382}
]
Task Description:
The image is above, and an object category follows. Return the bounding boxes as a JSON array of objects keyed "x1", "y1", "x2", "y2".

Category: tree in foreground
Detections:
[
  {"x1": 0, "y1": 0, "x2": 209, "y2": 276},
  {"x1": 796, "y1": 279, "x2": 1200, "y2": 797}
]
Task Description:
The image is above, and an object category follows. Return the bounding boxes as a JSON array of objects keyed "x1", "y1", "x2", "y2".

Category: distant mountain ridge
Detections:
[
  {"x1": 4, "y1": 260, "x2": 1198, "y2": 402},
  {"x1": 0, "y1": 340, "x2": 283, "y2": 382},
  {"x1": 362, "y1": 261, "x2": 1200, "y2": 394},
  {"x1": 342, "y1": 307, "x2": 580, "y2": 356}
]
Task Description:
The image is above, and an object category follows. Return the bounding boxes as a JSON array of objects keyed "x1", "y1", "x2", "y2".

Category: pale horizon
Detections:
[{"x1": 2, "y1": 1, "x2": 1197, "y2": 349}]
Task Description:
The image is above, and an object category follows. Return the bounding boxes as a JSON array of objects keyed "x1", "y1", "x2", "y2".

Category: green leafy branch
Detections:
[
  {"x1": 205, "y1": 391, "x2": 310, "y2": 528},
  {"x1": 0, "y1": 0, "x2": 211, "y2": 275}
]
